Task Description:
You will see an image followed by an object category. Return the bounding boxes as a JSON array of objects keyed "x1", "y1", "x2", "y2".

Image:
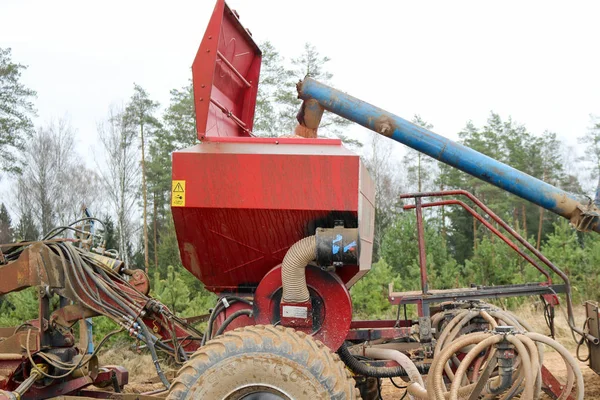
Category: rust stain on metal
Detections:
[
  {"x1": 51, "y1": 305, "x2": 97, "y2": 327},
  {"x1": 297, "y1": 99, "x2": 324, "y2": 131},
  {"x1": 375, "y1": 115, "x2": 395, "y2": 137},
  {"x1": 0, "y1": 330, "x2": 37, "y2": 355},
  {"x1": 437, "y1": 143, "x2": 449, "y2": 159},
  {"x1": 293, "y1": 124, "x2": 317, "y2": 138},
  {"x1": 183, "y1": 242, "x2": 203, "y2": 280},
  {"x1": 549, "y1": 192, "x2": 579, "y2": 215}
]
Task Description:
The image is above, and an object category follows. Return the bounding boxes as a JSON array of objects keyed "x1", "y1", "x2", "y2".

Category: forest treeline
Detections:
[{"x1": 1, "y1": 42, "x2": 600, "y2": 335}]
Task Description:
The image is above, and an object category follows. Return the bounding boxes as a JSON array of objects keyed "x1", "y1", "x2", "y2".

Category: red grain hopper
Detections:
[{"x1": 171, "y1": 0, "x2": 374, "y2": 293}]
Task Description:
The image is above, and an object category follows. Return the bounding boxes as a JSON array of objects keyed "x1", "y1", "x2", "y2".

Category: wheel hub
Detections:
[{"x1": 226, "y1": 385, "x2": 291, "y2": 400}]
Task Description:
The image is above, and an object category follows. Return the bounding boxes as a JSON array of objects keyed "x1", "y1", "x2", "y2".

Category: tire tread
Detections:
[{"x1": 167, "y1": 324, "x2": 359, "y2": 400}]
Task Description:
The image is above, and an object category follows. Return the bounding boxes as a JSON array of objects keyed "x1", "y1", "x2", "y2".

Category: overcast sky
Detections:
[{"x1": 1, "y1": 0, "x2": 599, "y2": 204}]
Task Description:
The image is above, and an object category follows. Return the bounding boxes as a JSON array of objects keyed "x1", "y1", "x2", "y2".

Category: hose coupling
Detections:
[{"x1": 489, "y1": 326, "x2": 515, "y2": 394}]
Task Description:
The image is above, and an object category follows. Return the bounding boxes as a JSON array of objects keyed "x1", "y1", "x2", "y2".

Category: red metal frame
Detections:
[
  {"x1": 415, "y1": 197, "x2": 428, "y2": 317},
  {"x1": 541, "y1": 365, "x2": 575, "y2": 400},
  {"x1": 405, "y1": 199, "x2": 553, "y2": 284},
  {"x1": 345, "y1": 326, "x2": 412, "y2": 342},
  {"x1": 385, "y1": 190, "x2": 576, "y2": 399},
  {"x1": 395, "y1": 190, "x2": 565, "y2": 318},
  {"x1": 22, "y1": 376, "x2": 93, "y2": 400}
]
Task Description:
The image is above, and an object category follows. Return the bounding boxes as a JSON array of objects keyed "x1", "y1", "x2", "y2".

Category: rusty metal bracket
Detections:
[
  {"x1": 586, "y1": 301, "x2": 600, "y2": 374},
  {"x1": 571, "y1": 203, "x2": 600, "y2": 232}
]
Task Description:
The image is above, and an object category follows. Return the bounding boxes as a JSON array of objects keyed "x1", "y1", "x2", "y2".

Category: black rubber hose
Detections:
[
  {"x1": 65, "y1": 245, "x2": 170, "y2": 389},
  {"x1": 138, "y1": 318, "x2": 170, "y2": 389},
  {"x1": 201, "y1": 302, "x2": 228, "y2": 346},
  {"x1": 214, "y1": 309, "x2": 253, "y2": 337},
  {"x1": 202, "y1": 297, "x2": 253, "y2": 345},
  {"x1": 84, "y1": 261, "x2": 169, "y2": 389},
  {"x1": 338, "y1": 343, "x2": 429, "y2": 378},
  {"x1": 488, "y1": 371, "x2": 513, "y2": 395}
]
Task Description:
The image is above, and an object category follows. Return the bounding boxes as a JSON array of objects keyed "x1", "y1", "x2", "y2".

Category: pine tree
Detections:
[
  {"x1": 286, "y1": 43, "x2": 354, "y2": 143},
  {"x1": 436, "y1": 120, "x2": 487, "y2": 262},
  {"x1": 253, "y1": 41, "x2": 290, "y2": 138},
  {"x1": 152, "y1": 265, "x2": 190, "y2": 314},
  {"x1": 541, "y1": 220, "x2": 587, "y2": 301},
  {"x1": 380, "y1": 213, "x2": 458, "y2": 291},
  {"x1": 0, "y1": 203, "x2": 14, "y2": 243},
  {"x1": 403, "y1": 115, "x2": 436, "y2": 192},
  {"x1": 162, "y1": 82, "x2": 197, "y2": 148},
  {"x1": 101, "y1": 214, "x2": 118, "y2": 253},
  {"x1": 529, "y1": 131, "x2": 566, "y2": 248},
  {"x1": 15, "y1": 210, "x2": 38, "y2": 241},
  {"x1": 125, "y1": 84, "x2": 161, "y2": 273},
  {"x1": 146, "y1": 82, "x2": 197, "y2": 271},
  {"x1": 349, "y1": 259, "x2": 400, "y2": 319},
  {"x1": 253, "y1": 42, "x2": 358, "y2": 145},
  {"x1": 578, "y1": 114, "x2": 600, "y2": 196},
  {"x1": 435, "y1": 112, "x2": 569, "y2": 261},
  {"x1": 0, "y1": 48, "x2": 37, "y2": 177}
]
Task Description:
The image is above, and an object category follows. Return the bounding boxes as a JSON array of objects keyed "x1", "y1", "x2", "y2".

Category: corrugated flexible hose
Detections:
[{"x1": 282, "y1": 235, "x2": 316, "y2": 303}]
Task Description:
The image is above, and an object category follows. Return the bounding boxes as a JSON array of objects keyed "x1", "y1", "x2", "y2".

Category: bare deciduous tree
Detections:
[
  {"x1": 18, "y1": 127, "x2": 56, "y2": 234},
  {"x1": 362, "y1": 132, "x2": 403, "y2": 258},
  {"x1": 97, "y1": 106, "x2": 140, "y2": 264},
  {"x1": 15, "y1": 117, "x2": 101, "y2": 237}
]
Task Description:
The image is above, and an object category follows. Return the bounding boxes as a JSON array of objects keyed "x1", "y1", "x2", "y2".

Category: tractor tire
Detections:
[{"x1": 167, "y1": 324, "x2": 360, "y2": 400}]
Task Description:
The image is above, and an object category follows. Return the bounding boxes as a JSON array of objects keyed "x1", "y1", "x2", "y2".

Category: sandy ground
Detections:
[
  {"x1": 542, "y1": 352, "x2": 600, "y2": 399},
  {"x1": 99, "y1": 306, "x2": 600, "y2": 398}
]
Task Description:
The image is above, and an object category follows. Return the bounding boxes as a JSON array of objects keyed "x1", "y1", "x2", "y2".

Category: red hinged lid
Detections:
[{"x1": 192, "y1": 0, "x2": 262, "y2": 139}]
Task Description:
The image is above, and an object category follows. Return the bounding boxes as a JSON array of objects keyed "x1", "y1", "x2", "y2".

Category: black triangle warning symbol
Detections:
[{"x1": 173, "y1": 182, "x2": 184, "y2": 192}]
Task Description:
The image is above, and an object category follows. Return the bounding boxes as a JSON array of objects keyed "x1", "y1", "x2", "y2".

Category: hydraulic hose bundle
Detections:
[
  {"x1": 341, "y1": 303, "x2": 584, "y2": 400},
  {"x1": 426, "y1": 305, "x2": 584, "y2": 400},
  {"x1": 17, "y1": 240, "x2": 200, "y2": 389},
  {"x1": 426, "y1": 329, "x2": 583, "y2": 400},
  {"x1": 46, "y1": 242, "x2": 174, "y2": 388}
]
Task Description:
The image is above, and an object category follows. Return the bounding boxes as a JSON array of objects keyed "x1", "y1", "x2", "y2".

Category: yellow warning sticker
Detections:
[{"x1": 171, "y1": 180, "x2": 186, "y2": 207}]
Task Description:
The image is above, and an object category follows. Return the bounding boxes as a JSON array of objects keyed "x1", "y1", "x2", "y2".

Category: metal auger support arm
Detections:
[{"x1": 296, "y1": 77, "x2": 600, "y2": 234}]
